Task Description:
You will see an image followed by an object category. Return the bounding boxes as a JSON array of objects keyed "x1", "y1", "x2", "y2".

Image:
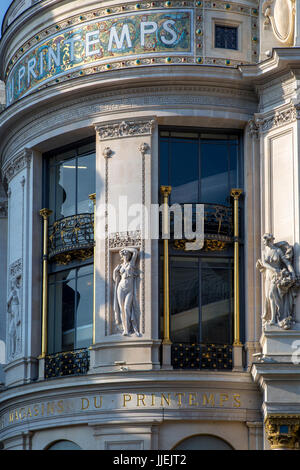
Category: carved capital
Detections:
[
  {"x1": 265, "y1": 416, "x2": 300, "y2": 450},
  {"x1": 160, "y1": 185, "x2": 172, "y2": 198},
  {"x1": 248, "y1": 119, "x2": 259, "y2": 138},
  {"x1": 230, "y1": 188, "x2": 243, "y2": 199},
  {"x1": 39, "y1": 208, "x2": 53, "y2": 219},
  {"x1": 2, "y1": 148, "x2": 32, "y2": 184},
  {"x1": 95, "y1": 119, "x2": 156, "y2": 141},
  {"x1": 138, "y1": 142, "x2": 150, "y2": 155},
  {"x1": 102, "y1": 147, "x2": 113, "y2": 158}
]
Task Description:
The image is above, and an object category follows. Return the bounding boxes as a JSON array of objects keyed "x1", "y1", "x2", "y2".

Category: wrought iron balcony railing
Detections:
[
  {"x1": 159, "y1": 202, "x2": 236, "y2": 252},
  {"x1": 171, "y1": 343, "x2": 233, "y2": 370},
  {"x1": 45, "y1": 348, "x2": 90, "y2": 379},
  {"x1": 48, "y1": 213, "x2": 94, "y2": 264}
]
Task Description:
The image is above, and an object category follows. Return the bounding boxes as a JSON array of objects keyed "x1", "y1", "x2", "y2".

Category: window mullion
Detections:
[{"x1": 199, "y1": 257, "x2": 202, "y2": 343}]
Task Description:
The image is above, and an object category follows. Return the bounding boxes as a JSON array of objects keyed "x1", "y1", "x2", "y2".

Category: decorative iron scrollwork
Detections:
[
  {"x1": 45, "y1": 348, "x2": 90, "y2": 378},
  {"x1": 170, "y1": 203, "x2": 233, "y2": 251},
  {"x1": 171, "y1": 343, "x2": 233, "y2": 370},
  {"x1": 48, "y1": 213, "x2": 94, "y2": 264}
]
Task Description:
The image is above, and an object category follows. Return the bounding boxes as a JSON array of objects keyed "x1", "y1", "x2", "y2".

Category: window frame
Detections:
[{"x1": 158, "y1": 126, "x2": 244, "y2": 346}]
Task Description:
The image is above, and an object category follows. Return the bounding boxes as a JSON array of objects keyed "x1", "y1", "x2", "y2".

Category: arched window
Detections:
[
  {"x1": 173, "y1": 434, "x2": 233, "y2": 450},
  {"x1": 47, "y1": 440, "x2": 82, "y2": 450}
]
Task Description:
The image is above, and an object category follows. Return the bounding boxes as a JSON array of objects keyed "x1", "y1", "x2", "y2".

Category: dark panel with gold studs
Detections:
[
  {"x1": 45, "y1": 349, "x2": 90, "y2": 378},
  {"x1": 171, "y1": 343, "x2": 233, "y2": 370}
]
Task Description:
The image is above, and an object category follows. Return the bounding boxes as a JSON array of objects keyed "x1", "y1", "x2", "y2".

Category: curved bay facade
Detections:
[{"x1": 0, "y1": 0, "x2": 300, "y2": 451}]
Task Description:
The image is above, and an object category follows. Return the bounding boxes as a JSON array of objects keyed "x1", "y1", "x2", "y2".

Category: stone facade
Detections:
[{"x1": 0, "y1": 0, "x2": 299, "y2": 451}]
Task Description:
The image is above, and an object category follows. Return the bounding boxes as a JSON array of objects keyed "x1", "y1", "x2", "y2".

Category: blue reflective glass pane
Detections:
[
  {"x1": 201, "y1": 259, "x2": 233, "y2": 344},
  {"x1": 169, "y1": 139, "x2": 199, "y2": 204},
  {"x1": 170, "y1": 257, "x2": 199, "y2": 343},
  {"x1": 201, "y1": 142, "x2": 229, "y2": 204},
  {"x1": 160, "y1": 139, "x2": 169, "y2": 186}
]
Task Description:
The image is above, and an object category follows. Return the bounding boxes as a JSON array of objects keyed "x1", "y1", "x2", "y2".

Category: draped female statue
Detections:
[
  {"x1": 113, "y1": 247, "x2": 142, "y2": 337},
  {"x1": 256, "y1": 233, "x2": 298, "y2": 329}
]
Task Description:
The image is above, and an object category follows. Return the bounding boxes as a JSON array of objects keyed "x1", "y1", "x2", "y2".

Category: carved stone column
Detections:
[
  {"x1": 244, "y1": 119, "x2": 262, "y2": 369},
  {"x1": 89, "y1": 117, "x2": 161, "y2": 372},
  {"x1": 0, "y1": 180, "x2": 8, "y2": 383},
  {"x1": 265, "y1": 416, "x2": 300, "y2": 450}
]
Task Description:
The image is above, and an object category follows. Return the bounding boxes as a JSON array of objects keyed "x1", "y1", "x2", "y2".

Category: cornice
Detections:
[{"x1": 0, "y1": 82, "x2": 256, "y2": 165}]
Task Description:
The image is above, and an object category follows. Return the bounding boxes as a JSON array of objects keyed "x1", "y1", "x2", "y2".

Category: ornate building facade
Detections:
[{"x1": 0, "y1": 0, "x2": 300, "y2": 451}]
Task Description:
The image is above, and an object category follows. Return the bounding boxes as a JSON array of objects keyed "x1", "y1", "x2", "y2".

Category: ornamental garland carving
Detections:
[
  {"x1": 2, "y1": 149, "x2": 32, "y2": 184},
  {"x1": 109, "y1": 231, "x2": 142, "y2": 249},
  {"x1": 252, "y1": 106, "x2": 297, "y2": 134},
  {"x1": 96, "y1": 119, "x2": 156, "y2": 140},
  {"x1": 256, "y1": 233, "x2": 300, "y2": 330}
]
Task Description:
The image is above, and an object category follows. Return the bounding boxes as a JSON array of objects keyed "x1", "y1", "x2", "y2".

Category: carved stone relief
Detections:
[
  {"x1": 7, "y1": 259, "x2": 23, "y2": 360},
  {"x1": 2, "y1": 148, "x2": 32, "y2": 184},
  {"x1": 96, "y1": 119, "x2": 155, "y2": 141},
  {"x1": 112, "y1": 247, "x2": 142, "y2": 337},
  {"x1": 262, "y1": 0, "x2": 295, "y2": 45},
  {"x1": 256, "y1": 233, "x2": 299, "y2": 329}
]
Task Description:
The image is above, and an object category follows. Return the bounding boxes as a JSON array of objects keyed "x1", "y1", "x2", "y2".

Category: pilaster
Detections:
[
  {"x1": 89, "y1": 117, "x2": 161, "y2": 373},
  {"x1": 2, "y1": 148, "x2": 42, "y2": 386}
]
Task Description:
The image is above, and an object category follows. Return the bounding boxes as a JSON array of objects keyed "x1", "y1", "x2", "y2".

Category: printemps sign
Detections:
[
  {"x1": 1, "y1": 391, "x2": 241, "y2": 430},
  {"x1": 6, "y1": 9, "x2": 192, "y2": 105}
]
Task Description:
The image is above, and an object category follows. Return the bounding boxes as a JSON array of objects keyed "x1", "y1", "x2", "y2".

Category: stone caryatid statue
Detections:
[
  {"x1": 256, "y1": 233, "x2": 299, "y2": 330},
  {"x1": 7, "y1": 276, "x2": 21, "y2": 359},
  {"x1": 113, "y1": 247, "x2": 142, "y2": 337}
]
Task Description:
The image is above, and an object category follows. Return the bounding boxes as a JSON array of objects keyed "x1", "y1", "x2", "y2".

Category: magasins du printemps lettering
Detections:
[
  {"x1": 6, "y1": 10, "x2": 192, "y2": 105},
  {"x1": 2, "y1": 391, "x2": 241, "y2": 427}
]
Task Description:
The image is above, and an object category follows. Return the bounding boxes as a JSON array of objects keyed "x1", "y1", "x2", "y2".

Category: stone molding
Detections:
[
  {"x1": 95, "y1": 119, "x2": 156, "y2": 141},
  {"x1": 1, "y1": 84, "x2": 255, "y2": 164},
  {"x1": 2, "y1": 148, "x2": 32, "y2": 184}
]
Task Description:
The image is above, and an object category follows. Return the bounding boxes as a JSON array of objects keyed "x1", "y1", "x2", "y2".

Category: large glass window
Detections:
[
  {"x1": 48, "y1": 265, "x2": 93, "y2": 354},
  {"x1": 47, "y1": 140, "x2": 95, "y2": 224},
  {"x1": 45, "y1": 138, "x2": 95, "y2": 355},
  {"x1": 159, "y1": 129, "x2": 242, "y2": 347}
]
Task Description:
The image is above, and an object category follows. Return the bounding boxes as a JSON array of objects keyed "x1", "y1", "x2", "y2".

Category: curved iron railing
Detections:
[{"x1": 48, "y1": 213, "x2": 94, "y2": 264}]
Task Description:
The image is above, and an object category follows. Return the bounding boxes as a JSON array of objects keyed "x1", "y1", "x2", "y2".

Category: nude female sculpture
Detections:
[
  {"x1": 113, "y1": 247, "x2": 142, "y2": 337},
  {"x1": 256, "y1": 233, "x2": 298, "y2": 329}
]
